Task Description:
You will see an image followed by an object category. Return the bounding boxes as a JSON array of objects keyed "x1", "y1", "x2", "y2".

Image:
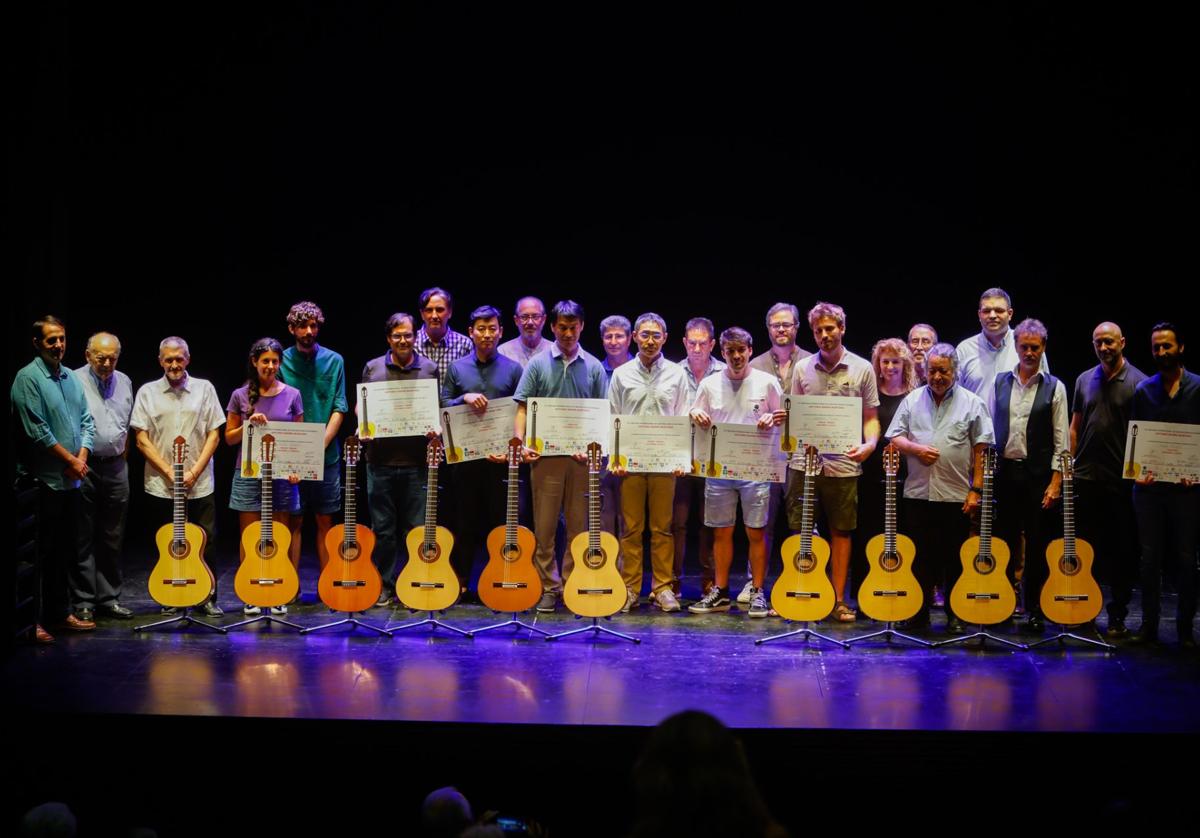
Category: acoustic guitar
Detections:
[
  {"x1": 234, "y1": 433, "x2": 301, "y2": 609},
  {"x1": 610, "y1": 417, "x2": 628, "y2": 471},
  {"x1": 317, "y1": 436, "x2": 382, "y2": 612},
  {"x1": 690, "y1": 422, "x2": 702, "y2": 476},
  {"x1": 442, "y1": 410, "x2": 464, "y2": 463},
  {"x1": 858, "y1": 444, "x2": 922, "y2": 622},
  {"x1": 148, "y1": 436, "x2": 216, "y2": 608},
  {"x1": 1040, "y1": 452, "x2": 1102, "y2": 626},
  {"x1": 780, "y1": 396, "x2": 798, "y2": 454},
  {"x1": 705, "y1": 425, "x2": 724, "y2": 477},
  {"x1": 949, "y1": 447, "x2": 1015, "y2": 625},
  {"x1": 240, "y1": 423, "x2": 259, "y2": 477},
  {"x1": 360, "y1": 385, "x2": 376, "y2": 438},
  {"x1": 478, "y1": 437, "x2": 543, "y2": 612},
  {"x1": 770, "y1": 446, "x2": 836, "y2": 621},
  {"x1": 396, "y1": 437, "x2": 460, "y2": 611},
  {"x1": 563, "y1": 441, "x2": 625, "y2": 617},
  {"x1": 527, "y1": 399, "x2": 544, "y2": 454}
]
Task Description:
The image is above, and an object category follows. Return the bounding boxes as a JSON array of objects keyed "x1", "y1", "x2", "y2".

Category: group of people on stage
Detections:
[{"x1": 12, "y1": 287, "x2": 1198, "y2": 646}]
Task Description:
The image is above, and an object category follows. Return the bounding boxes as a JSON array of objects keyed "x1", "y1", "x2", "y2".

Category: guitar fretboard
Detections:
[
  {"x1": 1062, "y1": 457, "x2": 1075, "y2": 559},
  {"x1": 172, "y1": 462, "x2": 186, "y2": 547},
  {"x1": 504, "y1": 449, "x2": 520, "y2": 548},
  {"x1": 424, "y1": 461, "x2": 439, "y2": 549},
  {"x1": 800, "y1": 453, "x2": 816, "y2": 554},
  {"x1": 884, "y1": 465, "x2": 897, "y2": 555},
  {"x1": 343, "y1": 461, "x2": 357, "y2": 548},
  {"x1": 260, "y1": 460, "x2": 274, "y2": 548},
  {"x1": 978, "y1": 451, "x2": 994, "y2": 556}
]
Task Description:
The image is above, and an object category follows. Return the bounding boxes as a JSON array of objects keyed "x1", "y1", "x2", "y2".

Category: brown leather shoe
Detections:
[
  {"x1": 34, "y1": 624, "x2": 55, "y2": 644},
  {"x1": 61, "y1": 613, "x2": 96, "y2": 631}
]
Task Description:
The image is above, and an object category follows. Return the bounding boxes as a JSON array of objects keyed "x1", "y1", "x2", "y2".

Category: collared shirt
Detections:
[
  {"x1": 601, "y1": 353, "x2": 635, "y2": 380},
  {"x1": 414, "y1": 327, "x2": 473, "y2": 386},
  {"x1": 989, "y1": 367, "x2": 1068, "y2": 471},
  {"x1": 1072, "y1": 361, "x2": 1148, "y2": 483},
  {"x1": 359, "y1": 351, "x2": 439, "y2": 467},
  {"x1": 679, "y1": 356, "x2": 726, "y2": 405},
  {"x1": 74, "y1": 365, "x2": 133, "y2": 458},
  {"x1": 749, "y1": 345, "x2": 812, "y2": 393},
  {"x1": 792, "y1": 348, "x2": 880, "y2": 477},
  {"x1": 11, "y1": 357, "x2": 96, "y2": 491},
  {"x1": 1132, "y1": 369, "x2": 1200, "y2": 425},
  {"x1": 281, "y1": 344, "x2": 348, "y2": 466},
  {"x1": 609, "y1": 354, "x2": 689, "y2": 417},
  {"x1": 955, "y1": 330, "x2": 1050, "y2": 400},
  {"x1": 130, "y1": 374, "x2": 225, "y2": 499},
  {"x1": 498, "y1": 335, "x2": 553, "y2": 368},
  {"x1": 886, "y1": 385, "x2": 995, "y2": 502},
  {"x1": 691, "y1": 368, "x2": 782, "y2": 425},
  {"x1": 514, "y1": 344, "x2": 608, "y2": 402},
  {"x1": 442, "y1": 351, "x2": 523, "y2": 405}
]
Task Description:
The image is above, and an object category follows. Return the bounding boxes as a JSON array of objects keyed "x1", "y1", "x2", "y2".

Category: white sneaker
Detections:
[
  {"x1": 621, "y1": 589, "x2": 639, "y2": 613},
  {"x1": 653, "y1": 588, "x2": 682, "y2": 613},
  {"x1": 271, "y1": 605, "x2": 288, "y2": 615},
  {"x1": 243, "y1": 604, "x2": 262, "y2": 617},
  {"x1": 747, "y1": 587, "x2": 769, "y2": 618},
  {"x1": 736, "y1": 579, "x2": 756, "y2": 604}
]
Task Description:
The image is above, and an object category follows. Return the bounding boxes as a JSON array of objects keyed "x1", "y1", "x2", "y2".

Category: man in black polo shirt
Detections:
[{"x1": 1070, "y1": 322, "x2": 1147, "y2": 637}]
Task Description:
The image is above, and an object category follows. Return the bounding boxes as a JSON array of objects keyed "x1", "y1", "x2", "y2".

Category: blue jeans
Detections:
[{"x1": 366, "y1": 463, "x2": 427, "y2": 585}]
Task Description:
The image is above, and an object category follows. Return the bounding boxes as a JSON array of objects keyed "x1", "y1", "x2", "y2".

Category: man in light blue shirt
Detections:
[
  {"x1": 11, "y1": 316, "x2": 97, "y2": 639},
  {"x1": 73, "y1": 332, "x2": 134, "y2": 619}
]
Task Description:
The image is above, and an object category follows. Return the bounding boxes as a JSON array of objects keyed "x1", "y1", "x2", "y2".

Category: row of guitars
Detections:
[{"x1": 147, "y1": 435, "x2": 626, "y2": 618}]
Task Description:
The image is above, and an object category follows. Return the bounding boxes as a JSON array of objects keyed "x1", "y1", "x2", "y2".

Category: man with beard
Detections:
[
  {"x1": 908, "y1": 323, "x2": 938, "y2": 385},
  {"x1": 498, "y1": 296, "x2": 553, "y2": 368}
]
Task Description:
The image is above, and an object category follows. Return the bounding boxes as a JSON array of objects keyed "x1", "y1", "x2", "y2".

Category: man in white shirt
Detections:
[
  {"x1": 956, "y1": 287, "x2": 1048, "y2": 400},
  {"x1": 498, "y1": 296, "x2": 554, "y2": 368}
]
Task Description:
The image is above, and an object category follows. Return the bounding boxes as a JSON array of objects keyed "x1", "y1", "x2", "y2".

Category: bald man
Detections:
[{"x1": 1070, "y1": 322, "x2": 1147, "y2": 637}]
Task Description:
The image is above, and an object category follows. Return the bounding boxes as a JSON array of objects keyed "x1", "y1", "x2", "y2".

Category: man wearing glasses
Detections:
[{"x1": 499, "y1": 296, "x2": 554, "y2": 368}]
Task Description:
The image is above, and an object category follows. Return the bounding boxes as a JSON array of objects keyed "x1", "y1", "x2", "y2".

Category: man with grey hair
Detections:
[
  {"x1": 956, "y1": 287, "x2": 1048, "y2": 400},
  {"x1": 498, "y1": 295, "x2": 553, "y2": 368},
  {"x1": 131, "y1": 336, "x2": 226, "y2": 616},
  {"x1": 990, "y1": 317, "x2": 1068, "y2": 632},
  {"x1": 600, "y1": 314, "x2": 634, "y2": 378},
  {"x1": 609, "y1": 312, "x2": 690, "y2": 612},
  {"x1": 908, "y1": 323, "x2": 938, "y2": 384},
  {"x1": 73, "y1": 332, "x2": 134, "y2": 619}
]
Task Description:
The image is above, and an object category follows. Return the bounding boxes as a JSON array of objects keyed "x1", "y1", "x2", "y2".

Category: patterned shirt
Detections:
[{"x1": 414, "y1": 327, "x2": 473, "y2": 386}]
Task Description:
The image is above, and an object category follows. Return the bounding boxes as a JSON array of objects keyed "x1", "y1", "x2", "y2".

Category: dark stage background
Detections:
[{"x1": 8, "y1": 4, "x2": 1196, "y2": 551}]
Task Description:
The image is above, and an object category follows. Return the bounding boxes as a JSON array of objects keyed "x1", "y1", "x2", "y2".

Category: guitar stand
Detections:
[
  {"x1": 546, "y1": 616, "x2": 641, "y2": 644},
  {"x1": 224, "y1": 611, "x2": 305, "y2": 632},
  {"x1": 844, "y1": 621, "x2": 933, "y2": 648},
  {"x1": 756, "y1": 621, "x2": 849, "y2": 648},
  {"x1": 934, "y1": 624, "x2": 1028, "y2": 650},
  {"x1": 300, "y1": 611, "x2": 390, "y2": 636},
  {"x1": 387, "y1": 610, "x2": 472, "y2": 638},
  {"x1": 134, "y1": 606, "x2": 227, "y2": 634},
  {"x1": 1026, "y1": 623, "x2": 1115, "y2": 651},
  {"x1": 471, "y1": 612, "x2": 551, "y2": 638}
]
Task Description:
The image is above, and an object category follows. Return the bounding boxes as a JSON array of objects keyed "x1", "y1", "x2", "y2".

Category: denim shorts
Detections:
[
  {"x1": 297, "y1": 460, "x2": 342, "y2": 514},
  {"x1": 229, "y1": 473, "x2": 301, "y2": 513},
  {"x1": 704, "y1": 478, "x2": 772, "y2": 528}
]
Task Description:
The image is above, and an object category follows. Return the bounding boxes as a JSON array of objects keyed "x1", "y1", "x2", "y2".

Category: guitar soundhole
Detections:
[
  {"x1": 170, "y1": 540, "x2": 190, "y2": 559},
  {"x1": 1060, "y1": 556, "x2": 1080, "y2": 576},
  {"x1": 794, "y1": 552, "x2": 816, "y2": 573},
  {"x1": 584, "y1": 547, "x2": 607, "y2": 570},
  {"x1": 502, "y1": 544, "x2": 521, "y2": 562},
  {"x1": 258, "y1": 541, "x2": 277, "y2": 559},
  {"x1": 880, "y1": 551, "x2": 901, "y2": 572},
  {"x1": 340, "y1": 543, "x2": 361, "y2": 561},
  {"x1": 421, "y1": 543, "x2": 440, "y2": 563},
  {"x1": 974, "y1": 553, "x2": 995, "y2": 574}
]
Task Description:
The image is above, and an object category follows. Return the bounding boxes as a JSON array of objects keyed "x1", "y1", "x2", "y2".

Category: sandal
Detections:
[{"x1": 833, "y1": 602, "x2": 856, "y2": 623}]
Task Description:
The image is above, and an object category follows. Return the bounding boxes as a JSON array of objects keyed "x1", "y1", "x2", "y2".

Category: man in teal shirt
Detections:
[
  {"x1": 11, "y1": 315, "x2": 97, "y2": 640},
  {"x1": 280, "y1": 301, "x2": 349, "y2": 580}
]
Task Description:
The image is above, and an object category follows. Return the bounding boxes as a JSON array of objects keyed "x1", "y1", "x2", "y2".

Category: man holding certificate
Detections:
[
  {"x1": 789, "y1": 302, "x2": 880, "y2": 623},
  {"x1": 1129, "y1": 322, "x2": 1200, "y2": 647},
  {"x1": 513, "y1": 300, "x2": 610, "y2": 613},
  {"x1": 360, "y1": 312, "x2": 439, "y2": 605},
  {"x1": 608, "y1": 312, "x2": 690, "y2": 613},
  {"x1": 687, "y1": 327, "x2": 785, "y2": 618},
  {"x1": 442, "y1": 305, "x2": 523, "y2": 596}
]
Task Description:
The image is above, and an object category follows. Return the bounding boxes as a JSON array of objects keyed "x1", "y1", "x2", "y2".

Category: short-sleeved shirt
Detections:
[
  {"x1": 1071, "y1": 361, "x2": 1147, "y2": 483},
  {"x1": 359, "y1": 351, "x2": 440, "y2": 467},
  {"x1": 691, "y1": 368, "x2": 782, "y2": 425},
  {"x1": 11, "y1": 357, "x2": 96, "y2": 491},
  {"x1": 1132, "y1": 370, "x2": 1200, "y2": 425},
  {"x1": 74, "y1": 365, "x2": 133, "y2": 458},
  {"x1": 130, "y1": 374, "x2": 226, "y2": 499},
  {"x1": 956, "y1": 330, "x2": 1049, "y2": 401},
  {"x1": 679, "y1": 356, "x2": 726, "y2": 406},
  {"x1": 280, "y1": 344, "x2": 348, "y2": 466},
  {"x1": 792, "y1": 348, "x2": 880, "y2": 477},
  {"x1": 513, "y1": 344, "x2": 608, "y2": 403},
  {"x1": 886, "y1": 385, "x2": 995, "y2": 502},
  {"x1": 226, "y1": 384, "x2": 304, "y2": 424},
  {"x1": 498, "y1": 335, "x2": 553, "y2": 368},
  {"x1": 749, "y1": 345, "x2": 812, "y2": 393},
  {"x1": 608, "y1": 354, "x2": 689, "y2": 418}
]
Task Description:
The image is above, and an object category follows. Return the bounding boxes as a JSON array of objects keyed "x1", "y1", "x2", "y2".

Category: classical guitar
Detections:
[
  {"x1": 317, "y1": 436, "x2": 382, "y2": 613},
  {"x1": 478, "y1": 437, "x2": 543, "y2": 613},
  {"x1": 396, "y1": 437, "x2": 460, "y2": 611},
  {"x1": 241, "y1": 422, "x2": 259, "y2": 477},
  {"x1": 690, "y1": 422, "x2": 702, "y2": 476},
  {"x1": 1040, "y1": 452, "x2": 1102, "y2": 626},
  {"x1": 780, "y1": 396, "x2": 798, "y2": 454},
  {"x1": 770, "y1": 446, "x2": 836, "y2": 621},
  {"x1": 235, "y1": 433, "x2": 300, "y2": 609},
  {"x1": 858, "y1": 444, "x2": 922, "y2": 622},
  {"x1": 148, "y1": 436, "x2": 216, "y2": 609},
  {"x1": 1124, "y1": 423, "x2": 1139, "y2": 478},
  {"x1": 949, "y1": 447, "x2": 1015, "y2": 625},
  {"x1": 528, "y1": 399, "x2": 544, "y2": 454},
  {"x1": 705, "y1": 425, "x2": 724, "y2": 477},
  {"x1": 360, "y1": 385, "x2": 376, "y2": 438},
  {"x1": 563, "y1": 441, "x2": 625, "y2": 617},
  {"x1": 610, "y1": 417, "x2": 628, "y2": 471},
  {"x1": 442, "y1": 410, "x2": 464, "y2": 463}
]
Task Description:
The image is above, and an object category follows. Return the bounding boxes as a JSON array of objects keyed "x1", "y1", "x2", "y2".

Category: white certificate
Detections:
[
  {"x1": 1122, "y1": 420, "x2": 1200, "y2": 484},
  {"x1": 696, "y1": 422, "x2": 786, "y2": 483},
  {"x1": 782, "y1": 395, "x2": 862, "y2": 454},
  {"x1": 525, "y1": 397, "x2": 611, "y2": 456},
  {"x1": 238, "y1": 421, "x2": 325, "y2": 481},
  {"x1": 356, "y1": 379, "x2": 440, "y2": 439},
  {"x1": 440, "y1": 400, "x2": 518, "y2": 464},
  {"x1": 608, "y1": 415, "x2": 691, "y2": 474}
]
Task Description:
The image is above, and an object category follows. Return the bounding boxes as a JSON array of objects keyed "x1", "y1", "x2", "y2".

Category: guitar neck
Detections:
[
  {"x1": 978, "y1": 461, "x2": 993, "y2": 554},
  {"x1": 260, "y1": 462, "x2": 273, "y2": 544},
  {"x1": 343, "y1": 461, "x2": 357, "y2": 548},
  {"x1": 588, "y1": 463, "x2": 601, "y2": 551},
  {"x1": 1062, "y1": 469, "x2": 1075, "y2": 557},
  {"x1": 424, "y1": 463, "x2": 439, "y2": 546},
  {"x1": 505, "y1": 455, "x2": 520, "y2": 544},
  {"x1": 172, "y1": 462, "x2": 186, "y2": 543},
  {"x1": 800, "y1": 467, "x2": 815, "y2": 553},
  {"x1": 884, "y1": 468, "x2": 897, "y2": 553}
]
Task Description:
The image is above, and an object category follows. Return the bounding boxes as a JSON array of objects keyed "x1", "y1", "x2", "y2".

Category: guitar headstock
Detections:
[
  {"x1": 260, "y1": 433, "x2": 276, "y2": 464},
  {"x1": 508, "y1": 436, "x2": 523, "y2": 466},
  {"x1": 426, "y1": 436, "x2": 444, "y2": 467},
  {"x1": 587, "y1": 441, "x2": 602, "y2": 473},
  {"x1": 613, "y1": 417, "x2": 621, "y2": 431},
  {"x1": 883, "y1": 443, "x2": 900, "y2": 476},
  {"x1": 982, "y1": 445, "x2": 996, "y2": 476},
  {"x1": 804, "y1": 445, "x2": 820, "y2": 475},
  {"x1": 172, "y1": 435, "x2": 187, "y2": 465},
  {"x1": 345, "y1": 435, "x2": 360, "y2": 467},
  {"x1": 1060, "y1": 450, "x2": 1074, "y2": 478}
]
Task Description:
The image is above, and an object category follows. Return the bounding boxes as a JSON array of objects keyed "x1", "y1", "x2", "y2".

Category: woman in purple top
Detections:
[{"x1": 225, "y1": 338, "x2": 305, "y2": 613}]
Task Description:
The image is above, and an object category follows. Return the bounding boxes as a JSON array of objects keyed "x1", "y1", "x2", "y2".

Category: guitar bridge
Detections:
[
  {"x1": 410, "y1": 582, "x2": 445, "y2": 589},
  {"x1": 492, "y1": 582, "x2": 529, "y2": 589},
  {"x1": 162, "y1": 579, "x2": 197, "y2": 586},
  {"x1": 250, "y1": 579, "x2": 284, "y2": 586},
  {"x1": 965, "y1": 593, "x2": 999, "y2": 600},
  {"x1": 785, "y1": 591, "x2": 822, "y2": 599},
  {"x1": 870, "y1": 590, "x2": 908, "y2": 597},
  {"x1": 1053, "y1": 594, "x2": 1090, "y2": 601},
  {"x1": 577, "y1": 587, "x2": 614, "y2": 595},
  {"x1": 333, "y1": 580, "x2": 366, "y2": 588}
]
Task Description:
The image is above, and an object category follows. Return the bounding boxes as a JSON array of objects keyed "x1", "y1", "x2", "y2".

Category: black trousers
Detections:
[
  {"x1": 1075, "y1": 478, "x2": 1138, "y2": 622},
  {"x1": 994, "y1": 460, "x2": 1061, "y2": 618},
  {"x1": 447, "y1": 459, "x2": 509, "y2": 587},
  {"x1": 903, "y1": 498, "x2": 971, "y2": 622},
  {"x1": 35, "y1": 483, "x2": 81, "y2": 624}
]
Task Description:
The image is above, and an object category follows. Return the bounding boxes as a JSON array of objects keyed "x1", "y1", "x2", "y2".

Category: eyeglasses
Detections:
[
  {"x1": 517, "y1": 314, "x2": 545, "y2": 323},
  {"x1": 637, "y1": 331, "x2": 663, "y2": 341},
  {"x1": 388, "y1": 332, "x2": 415, "y2": 342},
  {"x1": 769, "y1": 322, "x2": 797, "y2": 331}
]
